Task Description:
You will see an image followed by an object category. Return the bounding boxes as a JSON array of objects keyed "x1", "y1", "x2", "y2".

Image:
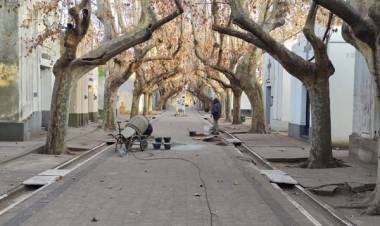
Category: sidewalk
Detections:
[
  {"x1": 219, "y1": 119, "x2": 380, "y2": 225},
  {"x1": 0, "y1": 122, "x2": 109, "y2": 197},
  {"x1": 0, "y1": 142, "x2": 45, "y2": 165}
]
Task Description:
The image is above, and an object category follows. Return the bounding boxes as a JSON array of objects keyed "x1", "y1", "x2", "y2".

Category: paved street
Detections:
[{"x1": 0, "y1": 110, "x2": 312, "y2": 226}]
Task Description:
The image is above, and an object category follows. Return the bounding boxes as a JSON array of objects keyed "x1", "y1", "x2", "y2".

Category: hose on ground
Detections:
[{"x1": 131, "y1": 152, "x2": 214, "y2": 226}]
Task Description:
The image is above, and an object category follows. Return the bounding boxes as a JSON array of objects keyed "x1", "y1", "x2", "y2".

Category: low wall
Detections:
[{"x1": 0, "y1": 112, "x2": 41, "y2": 141}]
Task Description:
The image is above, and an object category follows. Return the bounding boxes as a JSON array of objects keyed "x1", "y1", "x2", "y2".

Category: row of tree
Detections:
[
  {"x1": 35, "y1": 0, "x2": 379, "y2": 214},
  {"x1": 186, "y1": 0, "x2": 380, "y2": 215},
  {"x1": 44, "y1": 0, "x2": 183, "y2": 154},
  {"x1": 204, "y1": 0, "x2": 380, "y2": 215}
]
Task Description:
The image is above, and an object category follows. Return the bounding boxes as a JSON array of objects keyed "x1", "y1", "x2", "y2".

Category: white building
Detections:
[
  {"x1": 240, "y1": 93, "x2": 251, "y2": 117},
  {"x1": 350, "y1": 51, "x2": 379, "y2": 163},
  {"x1": 0, "y1": 0, "x2": 60, "y2": 141},
  {"x1": 116, "y1": 74, "x2": 147, "y2": 115},
  {"x1": 0, "y1": 0, "x2": 100, "y2": 139},
  {"x1": 263, "y1": 27, "x2": 356, "y2": 147},
  {"x1": 68, "y1": 69, "x2": 99, "y2": 127}
]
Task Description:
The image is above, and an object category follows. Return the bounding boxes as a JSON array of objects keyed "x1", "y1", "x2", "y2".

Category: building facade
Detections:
[
  {"x1": 263, "y1": 27, "x2": 356, "y2": 147},
  {"x1": 0, "y1": 0, "x2": 59, "y2": 141},
  {"x1": 68, "y1": 69, "x2": 99, "y2": 127},
  {"x1": 0, "y1": 0, "x2": 100, "y2": 139},
  {"x1": 350, "y1": 52, "x2": 379, "y2": 163}
]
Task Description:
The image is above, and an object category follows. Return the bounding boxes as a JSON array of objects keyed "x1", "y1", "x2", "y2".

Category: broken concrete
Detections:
[
  {"x1": 345, "y1": 182, "x2": 376, "y2": 193},
  {"x1": 310, "y1": 185, "x2": 339, "y2": 196}
]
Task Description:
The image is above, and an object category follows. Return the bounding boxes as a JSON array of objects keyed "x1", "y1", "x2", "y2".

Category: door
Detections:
[
  {"x1": 40, "y1": 67, "x2": 53, "y2": 128},
  {"x1": 88, "y1": 85, "x2": 95, "y2": 121},
  {"x1": 266, "y1": 86, "x2": 272, "y2": 126},
  {"x1": 302, "y1": 91, "x2": 310, "y2": 137}
]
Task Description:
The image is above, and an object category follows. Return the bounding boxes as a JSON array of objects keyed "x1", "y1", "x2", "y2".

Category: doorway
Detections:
[
  {"x1": 40, "y1": 67, "x2": 53, "y2": 128},
  {"x1": 301, "y1": 91, "x2": 310, "y2": 137},
  {"x1": 265, "y1": 86, "x2": 272, "y2": 127}
]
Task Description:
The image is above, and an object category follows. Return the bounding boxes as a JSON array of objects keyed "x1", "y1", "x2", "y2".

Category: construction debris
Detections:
[{"x1": 310, "y1": 185, "x2": 339, "y2": 196}]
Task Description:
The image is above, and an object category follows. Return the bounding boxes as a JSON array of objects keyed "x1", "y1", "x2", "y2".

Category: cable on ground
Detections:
[{"x1": 131, "y1": 151, "x2": 214, "y2": 226}]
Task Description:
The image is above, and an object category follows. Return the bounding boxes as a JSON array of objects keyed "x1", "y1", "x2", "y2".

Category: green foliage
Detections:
[
  {"x1": 0, "y1": 63, "x2": 18, "y2": 87},
  {"x1": 98, "y1": 66, "x2": 106, "y2": 78}
]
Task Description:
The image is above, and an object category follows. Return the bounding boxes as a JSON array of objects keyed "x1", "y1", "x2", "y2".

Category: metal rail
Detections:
[
  {"x1": 221, "y1": 129, "x2": 356, "y2": 226},
  {"x1": 0, "y1": 114, "x2": 161, "y2": 217},
  {"x1": 0, "y1": 142, "x2": 110, "y2": 216}
]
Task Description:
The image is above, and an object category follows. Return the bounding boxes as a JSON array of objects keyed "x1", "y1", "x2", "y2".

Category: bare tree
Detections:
[
  {"x1": 45, "y1": 0, "x2": 183, "y2": 154},
  {"x1": 158, "y1": 80, "x2": 183, "y2": 110},
  {"x1": 193, "y1": 14, "x2": 267, "y2": 130},
  {"x1": 102, "y1": 44, "x2": 155, "y2": 130},
  {"x1": 102, "y1": 40, "x2": 181, "y2": 130},
  {"x1": 194, "y1": 34, "x2": 244, "y2": 125},
  {"x1": 213, "y1": 0, "x2": 339, "y2": 168},
  {"x1": 313, "y1": 0, "x2": 380, "y2": 215},
  {"x1": 188, "y1": 80, "x2": 213, "y2": 110},
  {"x1": 212, "y1": 0, "x2": 289, "y2": 133},
  {"x1": 200, "y1": 69, "x2": 234, "y2": 122},
  {"x1": 130, "y1": 66, "x2": 180, "y2": 117},
  {"x1": 203, "y1": 71, "x2": 234, "y2": 122}
]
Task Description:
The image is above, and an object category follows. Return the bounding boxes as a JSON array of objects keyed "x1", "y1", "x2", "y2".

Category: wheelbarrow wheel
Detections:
[
  {"x1": 114, "y1": 137, "x2": 123, "y2": 153},
  {"x1": 140, "y1": 139, "x2": 148, "y2": 151}
]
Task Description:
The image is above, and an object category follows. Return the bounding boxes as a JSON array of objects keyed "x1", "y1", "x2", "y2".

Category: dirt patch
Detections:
[{"x1": 315, "y1": 188, "x2": 380, "y2": 225}]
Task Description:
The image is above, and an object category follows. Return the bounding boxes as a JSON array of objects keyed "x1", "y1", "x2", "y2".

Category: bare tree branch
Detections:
[
  {"x1": 71, "y1": 0, "x2": 183, "y2": 73},
  {"x1": 227, "y1": 0, "x2": 315, "y2": 79},
  {"x1": 96, "y1": 0, "x2": 117, "y2": 41},
  {"x1": 313, "y1": 0, "x2": 377, "y2": 47},
  {"x1": 212, "y1": 24, "x2": 267, "y2": 50}
]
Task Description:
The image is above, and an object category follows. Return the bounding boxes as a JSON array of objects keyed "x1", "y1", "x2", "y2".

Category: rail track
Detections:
[
  {"x1": 221, "y1": 129, "x2": 355, "y2": 226},
  {"x1": 0, "y1": 142, "x2": 112, "y2": 216},
  {"x1": 0, "y1": 114, "x2": 162, "y2": 217}
]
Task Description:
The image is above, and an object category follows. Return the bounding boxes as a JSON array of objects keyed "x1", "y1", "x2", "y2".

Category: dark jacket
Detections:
[{"x1": 211, "y1": 98, "x2": 221, "y2": 120}]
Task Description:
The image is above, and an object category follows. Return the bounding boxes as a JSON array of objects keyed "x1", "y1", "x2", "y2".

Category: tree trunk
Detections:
[
  {"x1": 203, "y1": 101, "x2": 210, "y2": 112},
  {"x1": 143, "y1": 93, "x2": 149, "y2": 116},
  {"x1": 368, "y1": 47, "x2": 380, "y2": 214},
  {"x1": 246, "y1": 84, "x2": 266, "y2": 133},
  {"x1": 44, "y1": 72, "x2": 73, "y2": 154},
  {"x1": 232, "y1": 88, "x2": 242, "y2": 125},
  {"x1": 158, "y1": 99, "x2": 164, "y2": 110},
  {"x1": 164, "y1": 97, "x2": 171, "y2": 110},
  {"x1": 148, "y1": 93, "x2": 153, "y2": 114},
  {"x1": 158, "y1": 98, "x2": 164, "y2": 110},
  {"x1": 159, "y1": 95, "x2": 168, "y2": 110},
  {"x1": 102, "y1": 79, "x2": 118, "y2": 130},
  {"x1": 306, "y1": 77, "x2": 335, "y2": 168},
  {"x1": 130, "y1": 91, "x2": 141, "y2": 118},
  {"x1": 220, "y1": 93, "x2": 226, "y2": 119},
  {"x1": 225, "y1": 88, "x2": 232, "y2": 122},
  {"x1": 371, "y1": 135, "x2": 380, "y2": 214}
]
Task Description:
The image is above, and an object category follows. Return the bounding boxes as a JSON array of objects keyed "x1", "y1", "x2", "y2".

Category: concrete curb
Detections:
[{"x1": 0, "y1": 143, "x2": 45, "y2": 165}]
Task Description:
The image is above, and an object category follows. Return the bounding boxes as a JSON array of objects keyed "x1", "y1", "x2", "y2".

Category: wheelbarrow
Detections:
[{"x1": 109, "y1": 115, "x2": 150, "y2": 157}]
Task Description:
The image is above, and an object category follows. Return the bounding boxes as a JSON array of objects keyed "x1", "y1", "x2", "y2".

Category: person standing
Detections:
[{"x1": 211, "y1": 98, "x2": 222, "y2": 134}]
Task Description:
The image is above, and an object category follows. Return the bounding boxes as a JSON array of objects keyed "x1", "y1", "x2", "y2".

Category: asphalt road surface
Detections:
[{"x1": 0, "y1": 110, "x2": 312, "y2": 226}]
